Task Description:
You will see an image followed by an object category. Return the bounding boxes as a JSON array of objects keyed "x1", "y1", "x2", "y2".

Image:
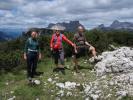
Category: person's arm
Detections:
[
  {"x1": 38, "y1": 51, "x2": 42, "y2": 60},
  {"x1": 83, "y1": 33, "x2": 92, "y2": 47},
  {"x1": 38, "y1": 41, "x2": 42, "y2": 60},
  {"x1": 50, "y1": 35, "x2": 54, "y2": 51},
  {"x1": 62, "y1": 34, "x2": 74, "y2": 46},
  {"x1": 85, "y1": 40, "x2": 95, "y2": 50},
  {"x1": 73, "y1": 34, "x2": 77, "y2": 44},
  {"x1": 62, "y1": 34, "x2": 77, "y2": 53},
  {"x1": 85, "y1": 41, "x2": 92, "y2": 47},
  {"x1": 24, "y1": 39, "x2": 29, "y2": 60}
]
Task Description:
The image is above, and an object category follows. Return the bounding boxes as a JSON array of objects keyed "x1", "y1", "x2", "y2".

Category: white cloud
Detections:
[{"x1": 0, "y1": 0, "x2": 133, "y2": 29}]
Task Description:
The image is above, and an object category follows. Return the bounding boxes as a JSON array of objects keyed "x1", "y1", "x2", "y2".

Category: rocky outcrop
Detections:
[
  {"x1": 90, "y1": 47, "x2": 133, "y2": 76},
  {"x1": 50, "y1": 47, "x2": 133, "y2": 99}
]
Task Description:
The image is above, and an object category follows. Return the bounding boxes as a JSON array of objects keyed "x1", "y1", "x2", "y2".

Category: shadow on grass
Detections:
[{"x1": 78, "y1": 65, "x2": 94, "y2": 70}]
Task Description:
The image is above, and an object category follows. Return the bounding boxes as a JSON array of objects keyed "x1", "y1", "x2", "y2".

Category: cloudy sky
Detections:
[{"x1": 0, "y1": 0, "x2": 133, "y2": 29}]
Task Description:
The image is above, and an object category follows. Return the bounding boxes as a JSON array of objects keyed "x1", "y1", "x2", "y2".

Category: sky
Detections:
[{"x1": 0, "y1": 0, "x2": 133, "y2": 29}]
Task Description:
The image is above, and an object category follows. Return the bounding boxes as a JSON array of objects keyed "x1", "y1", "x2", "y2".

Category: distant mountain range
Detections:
[
  {"x1": 0, "y1": 31, "x2": 13, "y2": 41},
  {"x1": 48, "y1": 20, "x2": 133, "y2": 32},
  {"x1": 97, "y1": 20, "x2": 133, "y2": 31},
  {"x1": 1, "y1": 20, "x2": 133, "y2": 41},
  {"x1": 0, "y1": 28, "x2": 25, "y2": 41},
  {"x1": 25, "y1": 21, "x2": 84, "y2": 36},
  {"x1": 47, "y1": 21, "x2": 84, "y2": 32}
]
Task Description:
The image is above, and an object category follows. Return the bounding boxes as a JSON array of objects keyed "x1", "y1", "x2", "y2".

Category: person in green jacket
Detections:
[{"x1": 24, "y1": 31, "x2": 41, "y2": 83}]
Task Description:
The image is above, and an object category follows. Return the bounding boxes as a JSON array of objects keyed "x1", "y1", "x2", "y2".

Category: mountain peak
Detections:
[
  {"x1": 113, "y1": 20, "x2": 119, "y2": 24},
  {"x1": 98, "y1": 24, "x2": 105, "y2": 28},
  {"x1": 97, "y1": 20, "x2": 133, "y2": 30},
  {"x1": 47, "y1": 21, "x2": 84, "y2": 32},
  {"x1": 110, "y1": 20, "x2": 121, "y2": 28}
]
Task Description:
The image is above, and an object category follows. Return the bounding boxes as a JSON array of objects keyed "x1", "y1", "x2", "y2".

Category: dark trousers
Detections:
[
  {"x1": 73, "y1": 46, "x2": 89, "y2": 58},
  {"x1": 26, "y1": 52, "x2": 38, "y2": 78}
]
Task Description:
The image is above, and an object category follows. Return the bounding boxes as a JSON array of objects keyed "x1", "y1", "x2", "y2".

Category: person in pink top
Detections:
[{"x1": 50, "y1": 25, "x2": 77, "y2": 74}]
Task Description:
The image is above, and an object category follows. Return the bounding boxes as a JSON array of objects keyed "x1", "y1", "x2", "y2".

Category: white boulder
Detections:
[{"x1": 91, "y1": 47, "x2": 133, "y2": 76}]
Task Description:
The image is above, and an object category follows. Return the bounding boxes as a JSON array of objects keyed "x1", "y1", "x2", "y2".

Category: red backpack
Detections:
[{"x1": 53, "y1": 33, "x2": 63, "y2": 50}]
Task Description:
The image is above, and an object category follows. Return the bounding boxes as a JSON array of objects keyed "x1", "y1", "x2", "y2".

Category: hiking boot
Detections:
[
  {"x1": 94, "y1": 58, "x2": 100, "y2": 64},
  {"x1": 28, "y1": 77, "x2": 32, "y2": 82},
  {"x1": 74, "y1": 66, "x2": 80, "y2": 73},
  {"x1": 59, "y1": 68, "x2": 66, "y2": 75},
  {"x1": 34, "y1": 72, "x2": 44, "y2": 76},
  {"x1": 28, "y1": 77, "x2": 34, "y2": 86},
  {"x1": 75, "y1": 69, "x2": 80, "y2": 73},
  {"x1": 53, "y1": 68, "x2": 60, "y2": 72},
  {"x1": 34, "y1": 73, "x2": 40, "y2": 76}
]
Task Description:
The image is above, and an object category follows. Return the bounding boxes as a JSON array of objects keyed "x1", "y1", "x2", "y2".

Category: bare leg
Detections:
[
  {"x1": 89, "y1": 46, "x2": 100, "y2": 63},
  {"x1": 72, "y1": 55, "x2": 79, "y2": 73},
  {"x1": 89, "y1": 46, "x2": 97, "y2": 58}
]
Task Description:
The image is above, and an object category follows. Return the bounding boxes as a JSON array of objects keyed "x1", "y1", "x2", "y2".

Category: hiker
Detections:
[
  {"x1": 72, "y1": 26, "x2": 98, "y2": 73},
  {"x1": 24, "y1": 31, "x2": 42, "y2": 83},
  {"x1": 50, "y1": 25, "x2": 77, "y2": 75}
]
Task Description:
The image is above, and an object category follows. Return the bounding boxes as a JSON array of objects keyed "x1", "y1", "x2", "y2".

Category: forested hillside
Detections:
[{"x1": 0, "y1": 29, "x2": 133, "y2": 72}]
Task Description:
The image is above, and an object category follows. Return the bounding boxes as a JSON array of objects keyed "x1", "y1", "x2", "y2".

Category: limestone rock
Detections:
[{"x1": 90, "y1": 47, "x2": 133, "y2": 76}]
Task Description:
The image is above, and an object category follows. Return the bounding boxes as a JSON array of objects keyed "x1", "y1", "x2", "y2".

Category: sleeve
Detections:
[
  {"x1": 62, "y1": 34, "x2": 74, "y2": 46},
  {"x1": 38, "y1": 40, "x2": 41, "y2": 53},
  {"x1": 24, "y1": 39, "x2": 29, "y2": 53},
  {"x1": 50, "y1": 34, "x2": 54, "y2": 48},
  {"x1": 73, "y1": 34, "x2": 77, "y2": 43},
  {"x1": 83, "y1": 33, "x2": 87, "y2": 42}
]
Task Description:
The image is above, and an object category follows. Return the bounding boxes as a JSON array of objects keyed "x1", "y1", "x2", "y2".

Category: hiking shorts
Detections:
[
  {"x1": 53, "y1": 49, "x2": 64, "y2": 65},
  {"x1": 73, "y1": 46, "x2": 90, "y2": 59}
]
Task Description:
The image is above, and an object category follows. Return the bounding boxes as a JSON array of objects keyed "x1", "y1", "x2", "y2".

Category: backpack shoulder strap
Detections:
[
  {"x1": 53, "y1": 33, "x2": 56, "y2": 39},
  {"x1": 74, "y1": 33, "x2": 80, "y2": 40},
  {"x1": 28, "y1": 38, "x2": 32, "y2": 44},
  {"x1": 60, "y1": 33, "x2": 63, "y2": 41},
  {"x1": 53, "y1": 33, "x2": 63, "y2": 41}
]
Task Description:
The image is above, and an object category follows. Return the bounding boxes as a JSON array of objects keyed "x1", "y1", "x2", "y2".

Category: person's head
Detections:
[
  {"x1": 31, "y1": 31, "x2": 38, "y2": 39},
  {"x1": 51, "y1": 25, "x2": 65, "y2": 35},
  {"x1": 78, "y1": 26, "x2": 84, "y2": 33},
  {"x1": 54, "y1": 30, "x2": 60, "y2": 35}
]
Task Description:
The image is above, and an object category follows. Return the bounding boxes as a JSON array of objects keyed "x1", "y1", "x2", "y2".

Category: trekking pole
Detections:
[{"x1": 50, "y1": 50, "x2": 54, "y2": 70}]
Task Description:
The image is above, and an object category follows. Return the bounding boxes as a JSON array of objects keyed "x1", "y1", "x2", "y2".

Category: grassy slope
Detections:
[{"x1": 0, "y1": 58, "x2": 132, "y2": 100}]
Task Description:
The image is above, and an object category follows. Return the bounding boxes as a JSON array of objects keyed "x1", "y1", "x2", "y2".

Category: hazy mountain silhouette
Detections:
[
  {"x1": 97, "y1": 20, "x2": 133, "y2": 31},
  {"x1": 47, "y1": 21, "x2": 84, "y2": 32}
]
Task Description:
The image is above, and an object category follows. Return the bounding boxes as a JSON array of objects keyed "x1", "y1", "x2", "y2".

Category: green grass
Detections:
[
  {"x1": 0, "y1": 57, "x2": 94, "y2": 100},
  {"x1": 0, "y1": 57, "x2": 133, "y2": 100}
]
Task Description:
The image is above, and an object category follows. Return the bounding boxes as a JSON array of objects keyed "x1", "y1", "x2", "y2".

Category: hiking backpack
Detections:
[{"x1": 53, "y1": 33, "x2": 63, "y2": 49}]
